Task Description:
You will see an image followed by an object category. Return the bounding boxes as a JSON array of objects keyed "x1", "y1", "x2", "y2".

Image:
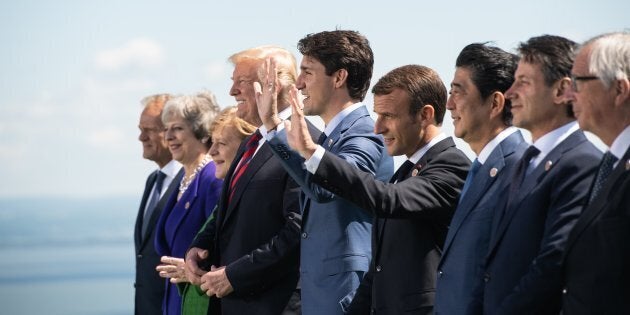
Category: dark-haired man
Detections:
[{"x1": 435, "y1": 43, "x2": 526, "y2": 315}]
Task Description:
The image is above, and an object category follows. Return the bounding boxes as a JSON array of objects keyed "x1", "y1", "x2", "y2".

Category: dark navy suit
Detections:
[{"x1": 435, "y1": 130, "x2": 527, "y2": 314}]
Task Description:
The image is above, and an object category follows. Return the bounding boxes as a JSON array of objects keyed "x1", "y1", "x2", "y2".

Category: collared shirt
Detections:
[
  {"x1": 610, "y1": 125, "x2": 630, "y2": 168},
  {"x1": 145, "y1": 159, "x2": 183, "y2": 213},
  {"x1": 406, "y1": 132, "x2": 448, "y2": 165},
  {"x1": 477, "y1": 127, "x2": 521, "y2": 164},
  {"x1": 530, "y1": 121, "x2": 579, "y2": 169}
]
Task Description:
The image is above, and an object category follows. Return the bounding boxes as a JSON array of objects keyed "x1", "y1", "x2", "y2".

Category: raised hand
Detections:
[
  {"x1": 285, "y1": 85, "x2": 318, "y2": 159},
  {"x1": 254, "y1": 57, "x2": 282, "y2": 130}
]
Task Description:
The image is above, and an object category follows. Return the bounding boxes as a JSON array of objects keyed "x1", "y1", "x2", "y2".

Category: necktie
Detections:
[
  {"x1": 588, "y1": 151, "x2": 618, "y2": 204},
  {"x1": 391, "y1": 160, "x2": 415, "y2": 183},
  {"x1": 229, "y1": 131, "x2": 262, "y2": 202},
  {"x1": 317, "y1": 132, "x2": 328, "y2": 146},
  {"x1": 510, "y1": 145, "x2": 540, "y2": 194},
  {"x1": 459, "y1": 159, "x2": 481, "y2": 203},
  {"x1": 143, "y1": 170, "x2": 166, "y2": 236}
]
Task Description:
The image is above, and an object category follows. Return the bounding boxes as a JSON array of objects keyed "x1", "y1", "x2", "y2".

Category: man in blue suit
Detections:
[
  {"x1": 562, "y1": 31, "x2": 630, "y2": 314},
  {"x1": 256, "y1": 30, "x2": 393, "y2": 314},
  {"x1": 482, "y1": 35, "x2": 602, "y2": 314},
  {"x1": 436, "y1": 43, "x2": 526, "y2": 315}
]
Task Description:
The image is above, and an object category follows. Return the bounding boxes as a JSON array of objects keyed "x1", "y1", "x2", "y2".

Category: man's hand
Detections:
[
  {"x1": 286, "y1": 86, "x2": 318, "y2": 159},
  {"x1": 184, "y1": 247, "x2": 208, "y2": 285},
  {"x1": 200, "y1": 265, "x2": 234, "y2": 298},
  {"x1": 156, "y1": 256, "x2": 188, "y2": 283},
  {"x1": 254, "y1": 57, "x2": 282, "y2": 131}
]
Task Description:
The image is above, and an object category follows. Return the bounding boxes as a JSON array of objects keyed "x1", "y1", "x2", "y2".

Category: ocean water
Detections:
[{"x1": 0, "y1": 197, "x2": 139, "y2": 315}]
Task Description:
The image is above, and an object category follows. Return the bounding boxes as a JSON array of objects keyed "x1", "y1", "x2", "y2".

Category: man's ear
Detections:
[
  {"x1": 554, "y1": 77, "x2": 573, "y2": 105},
  {"x1": 419, "y1": 104, "x2": 435, "y2": 125},
  {"x1": 489, "y1": 91, "x2": 506, "y2": 120},
  {"x1": 334, "y1": 69, "x2": 348, "y2": 89},
  {"x1": 614, "y1": 78, "x2": 630, "y2": 107}
]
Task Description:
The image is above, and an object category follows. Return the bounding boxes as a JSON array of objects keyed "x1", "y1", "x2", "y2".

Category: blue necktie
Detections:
[
  {"x1": 459, "y1": 159, "x2": 481, "y2": 203},
  {"x1": 588, "y1": 151, "x2": 618, "y2": 204},
  {"x1": 143, "y1": 171, "x2": 166, "y2": 236},
  {"x1": 317, "y1": 132, "x2": 327, "y2": 146}
]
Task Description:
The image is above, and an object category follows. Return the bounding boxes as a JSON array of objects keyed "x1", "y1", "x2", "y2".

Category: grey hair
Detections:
[
  {"x1": 162, "y1": 91, "x2": 221, "y2": 144},
  {"x1": 582, "y1": 31, "x2": 630, "y2": 88},
  {"x1": 140, "y1": 93, "x2": 173, "y2": 109}
]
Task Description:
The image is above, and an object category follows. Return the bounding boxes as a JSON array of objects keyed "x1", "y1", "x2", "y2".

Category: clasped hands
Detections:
[{"x1": 183, "y1": 247, "x2": 234, "y2": 298}]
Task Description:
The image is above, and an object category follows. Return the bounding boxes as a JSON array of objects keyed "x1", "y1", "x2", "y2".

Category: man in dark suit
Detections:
[
  {"x1": 482, "y1": 35, "x2": 602, "y2": 314},
  {"x1": 562, "y1": 31, "x2": 630, "y2": 314},
  {"x1": 283, "y1": 64, "x2": 470, "y2": 314},
  {"x1": 435, "y1": 43, "x2": 526, "y2": 314},
  {"x1": 135, "y1": 93, "x2": 184, "y2": 315},
  {"x1": 255, "y1": 30, "x2": 393, "y2": 314},
  {"x1": 183, "y1": 46, "x2": 309, "y2": 315}
]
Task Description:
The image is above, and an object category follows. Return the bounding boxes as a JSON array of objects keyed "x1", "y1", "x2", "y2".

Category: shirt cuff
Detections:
[
  {"x1": 304, "y1": 145, "x2": 325, "y2": 174},
  {"x1": 264, "y1": 122, "x2": 285, "y2": 141}
]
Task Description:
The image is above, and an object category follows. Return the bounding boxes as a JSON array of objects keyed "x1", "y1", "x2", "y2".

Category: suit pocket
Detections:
[
  {"x1": 323, "y1": 254, "x2": 370, "y2": 276},
  {"x1": 403, "y1": 290, "x2": 434, "y2": 312}
]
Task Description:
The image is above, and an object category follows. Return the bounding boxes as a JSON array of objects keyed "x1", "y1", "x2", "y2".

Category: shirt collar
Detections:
[
  {"x1": 610, "y1": 125, "x2": 630, "y2": 161},
  {"x1": 531, "y1": 121, "x2": 579, "y2": 167},
  {"x1": 407, "y1": 132, "x2": 448, "y2": 164},
  {"x1": 477, "y1": 127, "x2": 520, "y2": 164},
  {"x1": 160, "y1": 159, "x2": 183, "y2": 179},
  {"x1": 323, "y1": 102, "x2": 364, "y2": 137}
]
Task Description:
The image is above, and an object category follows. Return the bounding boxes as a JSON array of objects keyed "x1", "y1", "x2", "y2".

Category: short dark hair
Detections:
[
  {"x1": 298, "y1": 30, "x2": 374, "y2": 101},
  {"x1": 456, "y1": 43, "x2": 519, "y2": 125},
  {"x1": 517, "y1": 35, "x2": 577, "y2": 117},
  {"x1": 372, "y1": 65, "x2": 447, "y2": 124}
]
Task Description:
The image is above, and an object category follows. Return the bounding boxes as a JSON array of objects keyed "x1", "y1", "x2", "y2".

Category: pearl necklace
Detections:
[{"x1": 179, "y1": 154, "x2": 212, "y2": 195}]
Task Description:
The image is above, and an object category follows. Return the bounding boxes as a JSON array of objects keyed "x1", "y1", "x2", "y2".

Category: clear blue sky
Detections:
[{"x1": 1, "y1": 0, "x2": 627, "y2": 197}]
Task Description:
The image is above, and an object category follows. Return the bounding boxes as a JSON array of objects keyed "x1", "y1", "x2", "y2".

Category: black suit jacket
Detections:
[
  {"x1": 483, "y1": 130, "x2": 601, "y2": 315},
  {"x1": 312, "y1": 137, "x2": 470, "y2": 315},
  {"x1": 562, "y1": 146, "x2": 630, "y2": 314},
  {"x1": 134, "y1": 167, "x2": 184, "y2": 315},
  {"x1": 192, "y1": 125, "x2": 317, "y2": 315}
]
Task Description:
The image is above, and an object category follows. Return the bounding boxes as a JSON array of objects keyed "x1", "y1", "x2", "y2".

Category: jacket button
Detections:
[
  {"x1": 375, "y1": 265, "x2": 382, "y2": 272},
  {"x1": 562, "y1": 288, "x2": 567, "y2": 294},
  {"x1": 483, "y1": 273, "x2": 491, "y2": 282},
  {"x1": 301, "y1": 232, "x2": 308, "y2": 239},
  {"x1": 137, "y1": 254, "x2": 143, "y2": 259},
  {"x1": 438, "y1": 270, "x2": 443, "y2": 278}
]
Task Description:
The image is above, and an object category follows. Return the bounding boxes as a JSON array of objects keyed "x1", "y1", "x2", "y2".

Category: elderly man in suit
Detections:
[
  {"x1": 183, "y1": 46, "x2": 316, "y2": 315},
  {"x1": 283, "y1": 64, "x2": 470, "y2": 315},
  {"x1": 482, "y1": 35, "x2": 602, "y2": 314},
  {"x1": 435, "y1": 43, "x2": 526, "y2": 314},
  {"x1": 135, "y1": 93, "x2": 184, "y2": 315},
  {"x1": 255, "y1": 30, "x2": 393, "y2": 314},
  {"x1": 562, "y1": 31, "x2": 630, "y2": 314}
]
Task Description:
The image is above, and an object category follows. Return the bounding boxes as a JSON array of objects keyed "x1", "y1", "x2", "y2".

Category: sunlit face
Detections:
[
  {"x1": 446, "y1": 67, "x2": 492, "y2": 147},
  {"x1": 138, "y1": 104, "x2": 171, "y2": 167},
  {"x1": 505, "y1": 61, "x2": 556, "y2": 132},
  {"x1": 569, "y1": 46, "x2": 613, "y2": 136},
  {"x1": 209, "y1": 125, "x2": 243, "y2": 179},
  {"x1": 230, "y1": 60, "x2": 262, "y2": 126},
  {"x1": 373, "y1": 88, "x2": 423, "y2": 157},
  {"x1": 164, "y1": 115, "x2": 207, "y2": 168},
  {"x1": 295, "y1": 56, "x2": 336, "y2": 116}
]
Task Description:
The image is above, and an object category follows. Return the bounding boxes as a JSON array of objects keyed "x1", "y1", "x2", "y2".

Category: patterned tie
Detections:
[
  {"x1": 229, "y1": 131, "x2": 262, "y2": 202},
  {"x1": 143, "y1": 170, "x2": 166, "y2": 236},
  {"x1": 459, "y1": 159, "x2": 481, "y2": 203},
  {"x1": 588, "y1": 151, "x2": 618, "y2": 204},
  {"x1": 391, "y1": 160, "x2": 415, "y2": 183},
  {"x1": 510, "y1": 145, "x2": 540, "y2": 194}
]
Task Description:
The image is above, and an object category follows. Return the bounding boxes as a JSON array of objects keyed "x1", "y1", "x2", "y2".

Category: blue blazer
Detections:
[
  {"x1": 482, "y1": 130, "x2": 601, "y2": 315},
  {"x1": 562, "y1": 146, "x2": 630, "y2": 314},
  {"x1": 268, "y1": 106, "x2": 393, "y2": 314},
  {"x1": 154, "y1": 162, "x2": 222, "y2": 315},
  {"x1": 435, "y1": 130, "x2": 527, "y2": 315}
]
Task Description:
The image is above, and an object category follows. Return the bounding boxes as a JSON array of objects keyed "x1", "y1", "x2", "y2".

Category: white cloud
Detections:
[
  {"x1": 94, "y1": 38, "x2": 165, "y2": 71},
  {"x1": 85, "y1": 126, "x2": 126, "y2": 150},
  {"x1": 205, "y1": 60, "x2": 229, "y2": 81}
]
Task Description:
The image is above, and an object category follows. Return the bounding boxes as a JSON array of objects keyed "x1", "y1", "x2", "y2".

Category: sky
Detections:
[{"x1": 1, "y1": 0, "x2": 628, "y2": 198}]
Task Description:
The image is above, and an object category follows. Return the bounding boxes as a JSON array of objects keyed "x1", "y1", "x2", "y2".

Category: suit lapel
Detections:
[
  {"x1": 166, "y1": 168, "x2": 202, "y2": 247},
  {"x1": 566, "y1": 147, "x2": 630, "y2": 252},
  {"x1": 135, "y1": 171, "x2": 157, "y2": 251},
  {"x1": 322, "y1": 106, "x2": 371, "y2": 150}
]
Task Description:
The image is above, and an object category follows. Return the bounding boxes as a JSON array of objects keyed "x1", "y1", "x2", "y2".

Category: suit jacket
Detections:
[
  {"x1": 191, "y1": 134, "x2": 305, "y2": 315},
  {"x1": 562, "y1": 146, "x2": 630, "y2": 314},
  {"x1": 435, "y1": 131, "x2": 527, "y2": 315},
  {"x1": 267, "y1": 106, "x2": 394, "y2": 314},
  {"x1": 135, "y1": 167, "x2": 184, "y2": 315},
  {"x1": 155, "y1": 162, "x2": 222, "y2": 315},
  {"x1": 482, "y1": 130, "x2": 601, "y2": 315},
  {"x1": 312, "y1": 137, "x2": 470, "y2": 315}
]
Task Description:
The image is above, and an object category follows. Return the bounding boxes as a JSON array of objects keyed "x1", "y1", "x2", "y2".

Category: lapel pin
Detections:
[
  {"x1": 328, "y1": 138, "x2": 334, "y2": 146},
  {"x1": 490, "y1": 168, "x2": 498, "y2": 177},
  {"x1": 185, "y1": 201, "x2": 190, "y2": 210},
  {"x1": 625, "y1": 159, "x2": 630, "y2": 171},
  {"x1": 411, "y1": 168, "x2": 419, "y2": 176},
  {"x1": 545, "y1": 160, "x2": 553, "y2": 171}
]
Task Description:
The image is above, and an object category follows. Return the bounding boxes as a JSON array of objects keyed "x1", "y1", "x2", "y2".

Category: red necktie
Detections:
[{"x1": 228, "y1": 131, "x2": 262, "y2": 202}]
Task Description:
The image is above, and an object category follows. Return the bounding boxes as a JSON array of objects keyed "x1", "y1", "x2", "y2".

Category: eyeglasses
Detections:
[{"x1": 571, "y1": 75, "x2": 599, "y2": 92}]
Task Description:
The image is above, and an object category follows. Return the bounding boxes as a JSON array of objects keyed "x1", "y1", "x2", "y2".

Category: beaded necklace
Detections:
[{"x1": 179, "y1": 154, "x2": 212, "y2": 195}]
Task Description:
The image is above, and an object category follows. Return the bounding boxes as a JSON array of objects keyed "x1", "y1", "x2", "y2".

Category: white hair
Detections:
[{"x1": 583, "y1": 31, "x2": 630, "y2": 88}]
